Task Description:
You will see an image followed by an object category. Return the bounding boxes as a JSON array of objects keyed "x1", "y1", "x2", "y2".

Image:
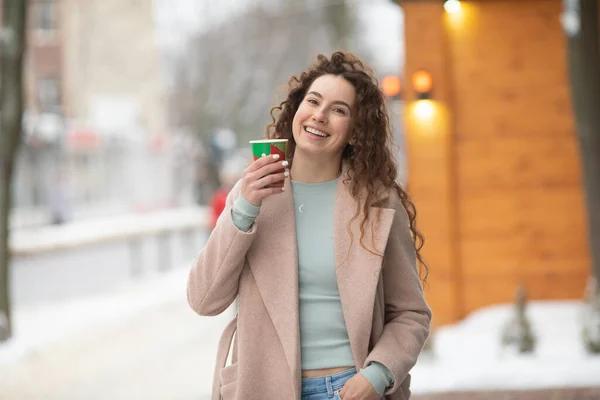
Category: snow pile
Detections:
[
  {"x1": 411, "y1": 300, "x2": 600, "y2": 393},
  {"x1": 10, "y1": 206, "x2": 208, "y2": 256}
]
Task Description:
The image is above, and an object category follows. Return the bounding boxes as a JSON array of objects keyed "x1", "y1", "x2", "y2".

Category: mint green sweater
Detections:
[{"x1": 230, "y1": 178, "x2": 394, "y2": 395}]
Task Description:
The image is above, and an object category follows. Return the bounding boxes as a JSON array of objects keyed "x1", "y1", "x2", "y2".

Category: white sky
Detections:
[{"x1": 152, "y1": 0, "x2": 404, "y2": 73}]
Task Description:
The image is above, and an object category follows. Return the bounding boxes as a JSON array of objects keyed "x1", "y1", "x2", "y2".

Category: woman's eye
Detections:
[
  {"x1": 334, "y1": 108, "x2": 346, "y2": 115},
  {"x1": 307, "y1": 98, "x2": 318, "y2": 105}
]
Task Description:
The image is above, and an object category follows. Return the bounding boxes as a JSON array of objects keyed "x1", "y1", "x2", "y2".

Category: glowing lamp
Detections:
[
  {"x1": 444, "y1": 0, "x2": 461, "y2": 14},
  {"x1": 412, "y1": 70, "x2": 433, "y2": 100},
  {"x1": 381, "y1": 75, "x2": 402, "y2": 99},
  {"x1": 414, "y1": 100, "x2": 435, "y2": 120}
]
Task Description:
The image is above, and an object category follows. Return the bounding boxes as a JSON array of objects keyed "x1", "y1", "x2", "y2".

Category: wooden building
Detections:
[{"x1": 401, "y1": 0, "x2": 592, "y2": 325}]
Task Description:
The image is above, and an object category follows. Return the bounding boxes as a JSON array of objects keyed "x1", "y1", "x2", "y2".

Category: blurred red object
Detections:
[
  {"x1": 68, "y1": 128, "x2": 101, "y2": 150},
  {"x1": 210, "y1": 188, "x2": 229, "y2": 229}
]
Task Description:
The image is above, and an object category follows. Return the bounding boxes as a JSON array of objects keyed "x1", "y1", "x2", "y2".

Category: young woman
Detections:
[{"x1": 187, "y1": 52, "x2": 431, "y2": 400}]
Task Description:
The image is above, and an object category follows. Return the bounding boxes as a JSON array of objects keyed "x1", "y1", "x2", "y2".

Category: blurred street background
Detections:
[{"x1": 1, "y1": 0, "x2": 600, "y2": 399}]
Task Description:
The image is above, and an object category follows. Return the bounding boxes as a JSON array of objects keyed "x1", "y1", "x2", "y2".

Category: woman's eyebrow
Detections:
[{"x1": 307, "y1": 91, "x2": 352, "y2": 110}]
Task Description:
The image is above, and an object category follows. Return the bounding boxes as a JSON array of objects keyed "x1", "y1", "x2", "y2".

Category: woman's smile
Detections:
[{"x1": 304, "y1": 125, "x2": 331, "y2": 139}]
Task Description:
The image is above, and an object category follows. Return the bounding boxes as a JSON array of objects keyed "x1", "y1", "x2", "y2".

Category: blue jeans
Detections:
[{"x1": 301, "y1": 368, "x2": 356, "y2": 400}]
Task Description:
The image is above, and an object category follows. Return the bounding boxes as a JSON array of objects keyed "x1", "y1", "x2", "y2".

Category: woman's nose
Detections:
[{"x1": 312, "y1": 108, "x2": 327, "y2": 124}]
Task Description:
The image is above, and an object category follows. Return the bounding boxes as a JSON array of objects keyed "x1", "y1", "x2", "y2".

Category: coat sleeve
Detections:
[
  {"x1": 364, "y1": 196, "x2": 432, "y2": 395},
  {"x1": 187, "y1": 179, "x2": 257, "y2": 316}
]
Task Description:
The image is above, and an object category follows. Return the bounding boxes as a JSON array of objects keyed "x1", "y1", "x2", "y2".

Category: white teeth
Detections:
[{"x1": 305, "y1": 127, "x2": 329, "y2": 137}]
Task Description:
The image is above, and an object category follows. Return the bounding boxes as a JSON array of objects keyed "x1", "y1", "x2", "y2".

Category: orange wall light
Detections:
[
  {"x1": 412, "y1": 70, "x2": 433, "y2": 100},
  {"x1": 382, "y1": 75, "x2": 402, "y2": 99}
]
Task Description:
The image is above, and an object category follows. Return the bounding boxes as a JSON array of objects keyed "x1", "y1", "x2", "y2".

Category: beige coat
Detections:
[{"x1": 187, "y1": 169, "x2": 431, "y2": 400}]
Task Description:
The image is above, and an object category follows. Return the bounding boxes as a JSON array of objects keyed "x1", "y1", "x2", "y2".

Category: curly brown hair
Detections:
[{"x1": 265, "y1": 52, "x2": 427, "y2": 282}]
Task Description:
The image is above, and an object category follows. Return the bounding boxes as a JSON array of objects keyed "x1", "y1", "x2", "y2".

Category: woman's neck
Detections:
[{"x1": 290, "y1": 152, "x2": 342, "y2": 183}]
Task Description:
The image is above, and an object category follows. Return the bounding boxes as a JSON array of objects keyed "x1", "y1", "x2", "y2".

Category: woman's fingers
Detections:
[
  {"x1": 254, "y1": 159, "x2": 288, "y2": 181},
  {"x1": 254, "y1": 171, "x2": 288, "y2": 190},
  {"x1": 241, "y1": 155, "x2": 289, "y2": 206},
  {"x1": 245, "y1": 153, "x2": 281, "y2": 173}
]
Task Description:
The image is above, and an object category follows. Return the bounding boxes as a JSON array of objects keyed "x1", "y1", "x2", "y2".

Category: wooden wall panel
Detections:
[
  {"x1": 404, "y1": 0, "x2": 591, "y2": 323},
  {"x1": 449, "y1": 1, "x2": 573, "y2": 140},
  {"x1": 447, "y1": 0, "x2": 590, "y2": 318},
  {"x1": 460, "y1": 236, "x2": 522, "y2": 277},
  {"x1": 522, "y1": 271, "x2": 589, "y2": 299},
  {"x1": 457, "y1": 136, "x2": 582, "y2": 192},
  {"x1": 455, "y1": 88, "x2": 573, "y2": 139},
  {"x1": 516, "y1": 187, "x2": 587, "y2": 233},
  {"x1": 459, "y1": 190, "x2": 518, "y2": 235}
]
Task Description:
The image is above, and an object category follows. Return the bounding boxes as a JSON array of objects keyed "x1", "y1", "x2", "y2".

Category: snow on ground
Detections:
[
  {"x1": 411, "y1": 300, "x2": 600, "y2": 393},
  {"x1": 0, "y1": 266, "x2": 192, "y2": 366},
  {"x1": 2, "y1": 259, "x2": 599, "y2": 393},
  {"x1": 0, "y1": 265, "x2": 232, "y2": 400}
]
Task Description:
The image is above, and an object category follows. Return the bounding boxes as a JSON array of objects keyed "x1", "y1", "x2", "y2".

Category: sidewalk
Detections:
[
  {"x1": 0, "y1": 267, "x2": 234, "y2": 400},
  {"x1": 413, "y1": 387, "x2": 600, "y2": 399}
]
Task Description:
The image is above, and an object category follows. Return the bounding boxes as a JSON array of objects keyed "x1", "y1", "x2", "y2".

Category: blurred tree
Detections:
[
  {"x1": 168, "y1": 2, "x2": 350, "y2": 199},
  {"x1": 501, "y1": 285, "x2": 536, "y2": 354},
  {"x1": 563, "y1": 0, "x2": 600, "y2": 283},
  {"x1": 170, "y1": 5, "x2": 319, "y2": 139},
  {"x1": 325, "y1": 0, "x2": 352, "y2": 51},
  {"x1": 0, "y1": 0, "x2": 26, "y2": 342},
  {"x1": 582, "y1": 276, "x2": 600, "y2": 353}
]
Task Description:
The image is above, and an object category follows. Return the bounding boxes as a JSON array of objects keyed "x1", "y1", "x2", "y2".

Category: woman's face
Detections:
[{"x1": 291, "y1": 74, "x2": 356, "y2": 163}]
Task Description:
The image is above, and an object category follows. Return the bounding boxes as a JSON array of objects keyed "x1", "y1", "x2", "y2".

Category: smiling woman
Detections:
[
  {"x1": 267, "y1": 53, "x2": 426, "y2": 272},
  {"x1": 288, "y1": 74, "x2": 356, "y2": 180},
  {"x1": 187, "y1": 52, "x2": 431, "y2": 400}
]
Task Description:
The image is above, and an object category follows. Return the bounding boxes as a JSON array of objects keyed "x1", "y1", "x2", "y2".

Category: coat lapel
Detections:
[
  {"x1": 246, "y1": 178, "x2": 301, "y2": 395},
  {"x1": 334, "y1": 175, "x2": 396, "y2": 369}
]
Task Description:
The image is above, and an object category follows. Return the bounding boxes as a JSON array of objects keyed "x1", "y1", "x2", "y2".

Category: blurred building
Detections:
[
  {"x1": 2, "y1": 0, "x2": 189, "y2": 228},
  {"x1": 60, "y1": 0, "x2": 166, "y2": 136},
  {"x1": 400, "y1": 0, "x2": 593, "y2": 325}
]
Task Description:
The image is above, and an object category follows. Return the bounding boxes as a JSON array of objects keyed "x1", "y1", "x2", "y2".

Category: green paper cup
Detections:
[{"x1": 249, "y1": 139, "x2": 288, "y2": 187}]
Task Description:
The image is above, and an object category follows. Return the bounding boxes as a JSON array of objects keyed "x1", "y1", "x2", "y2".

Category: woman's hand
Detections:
[
  {"x1": 338, "y1": 374, "x2": 380, "y2": 400},
  {"x1": 241, "y1": 154, "x2": 289, "y2": 206}
]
